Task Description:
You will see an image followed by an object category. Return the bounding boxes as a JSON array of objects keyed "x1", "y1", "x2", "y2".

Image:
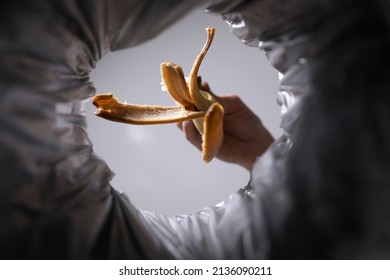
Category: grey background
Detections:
[{"x1": 85, "y1": 8, "x2": 281, "y2": 216}]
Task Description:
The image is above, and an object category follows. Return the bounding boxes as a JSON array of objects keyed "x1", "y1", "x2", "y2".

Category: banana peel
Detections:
[{"x1": 93, "y1": 27, "x2": 224, "y2": 163}]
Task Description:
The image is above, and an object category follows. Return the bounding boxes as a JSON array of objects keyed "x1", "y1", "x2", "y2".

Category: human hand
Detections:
[{"x1": 177, "y1": 82, "x2": 274, "y2": 171}]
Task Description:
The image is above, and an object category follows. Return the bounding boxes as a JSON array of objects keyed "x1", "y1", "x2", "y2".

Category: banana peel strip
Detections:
[{"x1": 93, "y1": 93, "x2": 205, "y2": 125}]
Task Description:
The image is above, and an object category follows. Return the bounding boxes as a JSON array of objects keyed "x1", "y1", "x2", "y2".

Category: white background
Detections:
[
  {"x1": 3, "y1": 260, "x2": 390, "y2": 280},
  {"x1": 85, "y1": 8, "x2": 281, "y2": 216}
]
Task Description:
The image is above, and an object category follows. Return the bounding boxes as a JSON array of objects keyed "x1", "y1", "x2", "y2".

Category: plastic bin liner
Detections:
[{"x1": 1, "y1": 0, "x2": 390, "y2": 259}]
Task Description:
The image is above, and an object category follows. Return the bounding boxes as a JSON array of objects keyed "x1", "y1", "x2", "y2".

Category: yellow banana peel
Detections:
[{"x1": 93, "y1": 27, "x2": 224, "y2": 163}]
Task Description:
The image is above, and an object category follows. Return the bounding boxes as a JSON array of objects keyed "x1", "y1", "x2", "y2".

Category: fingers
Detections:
[
  {"x1": 200, "y1": 81, "x2": 212, "y2": 94},
  {"x1": 201, "y1": 81, "x2": 244, "y2": 114},
  {"x1": 177, "y1": 121, "x2": 202, "y2": 151}
]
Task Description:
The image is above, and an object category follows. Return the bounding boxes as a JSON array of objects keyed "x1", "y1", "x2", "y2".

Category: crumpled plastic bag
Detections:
[{"x1": 1, "y1": 0, "x2": 390, "y2": 259}]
